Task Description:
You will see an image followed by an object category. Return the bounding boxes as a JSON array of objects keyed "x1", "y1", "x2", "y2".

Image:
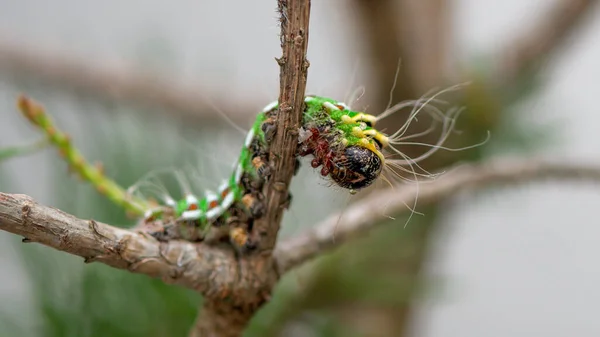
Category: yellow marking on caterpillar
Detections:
[
  {"x1": 341, "y1": 113, "x2": 378, "y2": 126},
  {"x1": 352, "y1": 127, "x2": 365, "y2": 138},
  {"x1": 361, "y1": 129, "x2": 390, "y2": 148},
  {"x1": 359, "y1": 138, "x2": 385, "y2": 162},
  {"x1": 373, "y1": 132, "x2": 389, "y2": 148},
  {"x1": 322, "y1": 101, "x2": 340, "y2": 112}
]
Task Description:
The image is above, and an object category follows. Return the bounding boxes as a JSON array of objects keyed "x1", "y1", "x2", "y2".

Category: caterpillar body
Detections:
[
  {"x1": 18, "y1": 88, "x2": 469, "y2": 252},
  {"x1": 139, "y1": 95, "x2": 392, "y2": 249}
]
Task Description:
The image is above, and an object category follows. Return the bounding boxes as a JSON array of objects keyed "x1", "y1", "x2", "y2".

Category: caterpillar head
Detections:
[
  {"x1": 303, "y1": 84, "x2": 482, "y2": 193},
  {"x1": 302, "y1": 96, "x2": 389, "y2": 192},
  {"x1": 329, "y1": 144, "x2": 383, "y2": 190}
]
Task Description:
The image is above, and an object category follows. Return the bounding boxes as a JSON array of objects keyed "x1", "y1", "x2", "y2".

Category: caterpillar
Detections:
[
  {"x1": 133, "y1": 87, "x2": 468, "y2": 248},
  {"x1": 17, "y1": 87, "x2": 473, "y2": 252},
  {"x1": 136, "y1": 95, "x2": 391, "y2": 248}
]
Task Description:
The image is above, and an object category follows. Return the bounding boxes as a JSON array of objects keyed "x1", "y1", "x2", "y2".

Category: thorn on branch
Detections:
[
  {"x1": 275, "y1": 56, "x2": 286, "y2": 66},
  {"x1": 83, "y1": 256, "x2": 98, "y2": 264},
  {"x1": 280, "y1": 192, "x2": 293, "y2": 210},
  {"x1": 303, "y1": 60, "x2": 310, "y2": 70},
  {"x1": 273, "y1": 182, "x2": 287, "y2": 193}
]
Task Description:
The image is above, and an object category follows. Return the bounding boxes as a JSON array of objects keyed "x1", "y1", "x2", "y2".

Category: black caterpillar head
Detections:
[{"x1": 329, "y1": 145, "x2": 383, "y2": 191}]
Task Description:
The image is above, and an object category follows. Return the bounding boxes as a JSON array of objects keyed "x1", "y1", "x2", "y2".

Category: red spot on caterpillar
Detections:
[
  {"x1": 221, "y1": 188, "x2": 229, "y2": 199},
  {"x1": 335, "y1": 104, "x2": 345, "y2": 110},
  {"x1": 209, "y1": 200, "x2": 218, "y2": 208},
  {"x1": 188, "y1": 203, "x2": 198, "y2": 211},
  {"x1": 300, "y1": 127, "x2": 336, "y2": 178}
]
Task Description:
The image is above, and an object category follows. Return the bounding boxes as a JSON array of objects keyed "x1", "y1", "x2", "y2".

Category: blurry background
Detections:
[{"x1": 1, "y1": 0, "x2": 600, "y2": 336}]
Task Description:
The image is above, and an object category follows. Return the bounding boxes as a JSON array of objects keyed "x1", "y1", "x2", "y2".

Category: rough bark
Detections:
[
  {"x1": 188, "y1": 0, "x2": 312, "y2": 335},
  {"x1": 0, "y1": 193, "x2": 238, "y2": 293}
]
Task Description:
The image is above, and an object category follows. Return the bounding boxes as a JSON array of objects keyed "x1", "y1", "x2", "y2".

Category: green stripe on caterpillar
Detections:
[{"x1": 136, "y1": 88, "x2": 476, "y2": 244}]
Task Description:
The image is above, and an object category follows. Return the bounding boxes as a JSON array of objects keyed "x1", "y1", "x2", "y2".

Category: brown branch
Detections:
[
  {"x1": 0, "y1": 193, "x2": 239, "y2": 294},
  {"x1": 188, "y1": 1, "x2": 312, "y2": 335},
  {"x1": 497, "y1": 0, "x2": 598, "y2": 83},
  {"x1": 255, "y1": 0, "x2": 312, "y2": 252},
  {"x1": 0, "y1": 38, "x2": 252, "y2": 124},
  {"x1": 274, "y1": 157, "x2": 600, "y2": 274}
]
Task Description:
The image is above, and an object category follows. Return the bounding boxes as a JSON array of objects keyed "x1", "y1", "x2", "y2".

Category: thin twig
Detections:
[
  {"x1": 0, "y1": 192, "x2": 239, "y2": 294},
  {"x1": 274, "y1": 157, "x2": 600, "y2": 274},
  {"x1": 17, "y1": 95, "x2": 150, "y2": 215}
]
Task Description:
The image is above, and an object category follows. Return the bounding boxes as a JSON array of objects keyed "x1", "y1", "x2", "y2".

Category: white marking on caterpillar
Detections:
[
  {"x1": 304, "y1": 96, "x2": 315, "y2": 103},
  {"x1": 217, "y1": 181, "x2": 229, "y2": 194},
  {"x1": 322, "y1": 101, "x2": 340, "y2": 112},
  {"x1": 164, "y1": 196, "x2": 177, "y2": 208},
  {"x1": 234, "y1": 164, "x2": 244, "y2": 183},
  {"x1": 186, "y1": 194, "x2": 198, "y2": 205},
  {"x1": 144, "y1": 209, "x2": 155, "y2": 219},
  {"x1": 262, "y1": 100, "x2": 278, "y2": 113},
  {"x1": 222, "y1": 192, "x2": 235, "y2": 209},
  {"x1": 181, "y1": 209, "x2": 203, "y2": 220},
  {"x1": 244, "y1": 128, "x2": 255, "y2": 148},
  {"x1": 205, "y1": 190, "x2": 218, "y2": 204},
  {"x1": 206, "y1": 206, "x2": 224, "y2": 220}
]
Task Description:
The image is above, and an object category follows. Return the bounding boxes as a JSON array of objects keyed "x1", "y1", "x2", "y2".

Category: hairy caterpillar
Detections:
[
  {"x1": 17, "y1": 86, "x2": 478, "y2": 252},
  {"x1": 134, "y1": 86, "x2": 474, "y2": 248}
]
